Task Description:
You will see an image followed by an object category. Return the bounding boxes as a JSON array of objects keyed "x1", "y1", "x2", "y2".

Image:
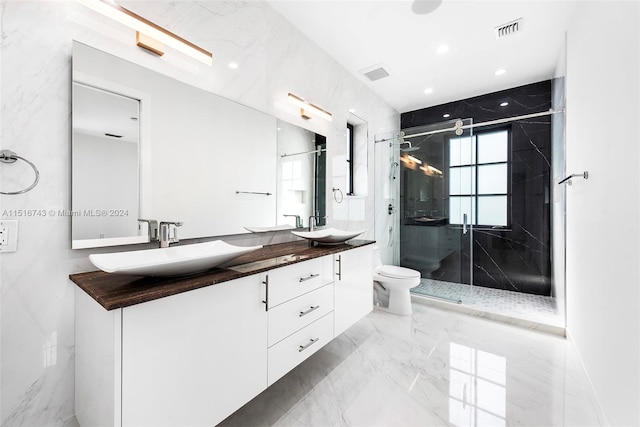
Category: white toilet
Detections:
[{"x1": 372, "y1": 245, "x2": 421, "y2": 315}]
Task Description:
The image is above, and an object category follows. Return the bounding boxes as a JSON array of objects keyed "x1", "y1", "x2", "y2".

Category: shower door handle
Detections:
[{"x1": 463, "y1": 213, "x2": 468, "y2": 235}]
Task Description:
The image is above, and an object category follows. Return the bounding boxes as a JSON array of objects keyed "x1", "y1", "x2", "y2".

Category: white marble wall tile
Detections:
[{"x1": 0, "y1": 0, "x2": 398, "y2": 424}]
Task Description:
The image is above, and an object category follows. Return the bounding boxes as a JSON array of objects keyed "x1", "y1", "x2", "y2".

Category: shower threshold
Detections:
[{"x1": 411, "y1": 278, "x2": 565, "y2": 336}]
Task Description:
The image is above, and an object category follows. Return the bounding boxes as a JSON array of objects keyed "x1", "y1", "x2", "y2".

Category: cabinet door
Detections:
[
  {"x1": 121, "y1": 275, "x2": 267, "y2": 426},
  {"x1": 334, "y1": 245, "x2": 373, "y2": 336}
]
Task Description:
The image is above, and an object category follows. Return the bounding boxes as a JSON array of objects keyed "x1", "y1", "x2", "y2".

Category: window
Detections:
[
  {"x1": 448, "y1": 129, "x2": 509, "y2": 227},
  {"x1": 346, "y1": 123, "x2": 354, "y2": 196}
]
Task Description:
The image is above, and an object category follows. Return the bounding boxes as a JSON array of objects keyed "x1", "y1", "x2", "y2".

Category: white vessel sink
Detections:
[
  {"x1": 89, "y1": 241, "x2": 262, "y2": 277},
  {"x1": 291, "y1": 228, "x2": 366, "y2": 245}
]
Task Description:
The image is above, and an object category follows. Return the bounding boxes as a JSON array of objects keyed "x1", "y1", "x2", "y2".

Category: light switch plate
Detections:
[{"x1": 0, "y1": 220, "x2": 18, "y2": 253}]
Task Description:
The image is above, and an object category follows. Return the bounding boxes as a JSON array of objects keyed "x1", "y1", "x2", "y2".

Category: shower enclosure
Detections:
[{"x1": 375, "y1": 98, "x2": 564, "y2": 328}]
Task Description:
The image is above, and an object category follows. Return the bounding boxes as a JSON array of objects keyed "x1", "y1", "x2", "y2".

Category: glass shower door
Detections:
[{"x1": 399, "y1": 119, "x2": 474, "y2": 303}]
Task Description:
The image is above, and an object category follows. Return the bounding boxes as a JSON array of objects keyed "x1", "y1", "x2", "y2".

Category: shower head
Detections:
[{"x1": 400, "y1": 141, "x2": 420, "y2": 152}]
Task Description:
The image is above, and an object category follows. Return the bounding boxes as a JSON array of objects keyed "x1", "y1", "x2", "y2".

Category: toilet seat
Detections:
[{"x1": 375, "y1": 265, "x2": 420, "y2": 280}]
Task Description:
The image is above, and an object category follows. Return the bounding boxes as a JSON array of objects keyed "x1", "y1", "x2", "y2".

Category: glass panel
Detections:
[
  {"x1": 477, "y1": 196, "x2": 507, "y2": 226},
  {"x1": 449, "y1": 135, "x2": 475, "y2": 166},
  {"x1": 449, "y1": 196, "x2": 475, "y2": 225},
  {"x1": 397, "y1": 119, "x2": 473, "y2": 306},
  {"x1": 449, "y1": 166, "x2": 475, "y2": 195},
  {"x1": 477, "y1": 130, "x2": 508, "y2": 164},
  {"x1": 477, "y1": 164, "x2": 507, "y2": 194}
]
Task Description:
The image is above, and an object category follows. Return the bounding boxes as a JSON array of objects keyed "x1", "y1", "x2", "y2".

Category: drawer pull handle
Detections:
[
  {"x1": 299, "y1": 305, "x2": 320, "y2": 317},
  {"x1": 298, "y1": 337, "x2": 319, "y2": 352},
  {"x1": 299, "y1": 273, "x2": 320, "y2": 283},
  {"x1": 262, "y1": 275, "x2": 269, "y2": 312}
]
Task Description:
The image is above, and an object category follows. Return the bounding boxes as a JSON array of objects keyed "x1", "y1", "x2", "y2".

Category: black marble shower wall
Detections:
[{"x1": 401, "y1": 80, "x2": 552, "y2": 296}]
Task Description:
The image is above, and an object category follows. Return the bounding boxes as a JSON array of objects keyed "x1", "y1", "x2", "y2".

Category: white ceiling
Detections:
[{"x1": 267, "y1": 0, "x2": 576, "y2": 113}]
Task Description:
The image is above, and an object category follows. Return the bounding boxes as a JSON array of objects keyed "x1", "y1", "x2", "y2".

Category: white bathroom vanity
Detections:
[{"x1": 72, "y1": 241, "x2": 373, "y2": 426}]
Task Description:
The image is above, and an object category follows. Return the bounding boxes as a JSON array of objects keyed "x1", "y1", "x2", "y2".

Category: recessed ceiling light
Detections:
[
  {"x1": 443, "y1": 113, "x2": 451, "y2": 118},
  {"x1": 495, "y1": 68, "x2": 507, "y2": 76},
  {"x1": 500, "y1": 102, "x2": 509, "y2": 107},
  {"x1": 436, "y1": 44, "x2": 449, "y2": 54},
  {"x1": 228, "y1": 62, "x2": 239, "y2": 69},
  {"x1": 424, "y1": 88, "x2": 433, "y2": 95}
]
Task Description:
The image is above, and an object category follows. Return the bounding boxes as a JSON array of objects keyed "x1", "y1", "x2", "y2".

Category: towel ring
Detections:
[
  {"x1": 0, "y1": 150, "x2": 40, "y2": 195},
  {"x1": 332, "y1": 187, "x2": 344, "y2": 203}
]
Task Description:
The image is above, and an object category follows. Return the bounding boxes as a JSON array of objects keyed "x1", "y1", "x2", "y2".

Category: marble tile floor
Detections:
[
  {"x1": 413, "y1": 278, "x2": 564, "y2": 329},
  {"x1": 220, "y1": 303, "x2": 602, "y2": 427}
]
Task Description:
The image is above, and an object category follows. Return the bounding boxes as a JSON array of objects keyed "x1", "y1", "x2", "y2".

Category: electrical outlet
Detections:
[{"x1": 0, "y1": 220, "x2": 18, "y2": 253}]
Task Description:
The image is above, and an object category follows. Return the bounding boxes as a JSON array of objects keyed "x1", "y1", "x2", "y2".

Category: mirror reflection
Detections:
[
  {"x1": 277, "y1": 120, "x2": 326, "y2": 230},
  {"x1": 72, "y1": 82, "x2": 145, "y2": 246},
  {"x1": 71, "y1": 42, "x2": 326, "y2": 249},
  {"x1": 400, "y1": 127, "x2": 447, "y2": 226}
]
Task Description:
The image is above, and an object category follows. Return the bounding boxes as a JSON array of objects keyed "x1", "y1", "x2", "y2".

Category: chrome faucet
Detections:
[
  {"x1": 159, "y1": 221, "x2": 183, "y2": 248},
  {"x1": 308, "y1": 216, "x2": 317, "y2": 232},
  {"x1": 283, "y1": 214, "x2": 303, "y2": 228},
  {"x1": 138, "y1": 219, "x2": 158, "y2": 242},
  {"x1": 308, "y1": 215, "x2": 327, "y2": 232}
]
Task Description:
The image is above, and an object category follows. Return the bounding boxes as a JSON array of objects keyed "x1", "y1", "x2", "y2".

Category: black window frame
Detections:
[
  {"x1": 346, "y1": 123, "x2": 355, "y2": 196},
  {"x1": 448, "y1": 126, "x2": 512, "y2": 229}
]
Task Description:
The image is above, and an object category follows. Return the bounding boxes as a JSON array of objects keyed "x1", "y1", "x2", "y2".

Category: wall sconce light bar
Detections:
[
  {"x1": 407, "y1": 154, "x2": 422, "y2": 164},
  {"x1": 287, "y1": 93, "x2": 333, "y2": 121},
  {"x1": 76, "y1": 0, "x2": 213, "y2": 65},
  {"x1": 136, "y1": 31, "x2": 165, "y2": 56},
  {"x1": 427, "y1": 165, "x2": 442, "y2": 175},
  {"x1": 420, "y1": 164, "x2": 443, "y2": 175}
]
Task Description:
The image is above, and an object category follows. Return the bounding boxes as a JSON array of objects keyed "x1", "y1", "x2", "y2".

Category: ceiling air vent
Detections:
[
  {"x1": 361, "y1": 65, "x2": 391, "y2": 82},
  {"x1": 495, "y1": 18, "x2": 523, "y2": 39}
]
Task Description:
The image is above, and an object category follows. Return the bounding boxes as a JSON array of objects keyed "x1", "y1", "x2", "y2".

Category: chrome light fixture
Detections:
[
  {"x1": 76, "y1": 0, "x2": 213, "y2": 65},
  {"x1": 287, "y1": 93, "x2": 333, "y2": 122}
]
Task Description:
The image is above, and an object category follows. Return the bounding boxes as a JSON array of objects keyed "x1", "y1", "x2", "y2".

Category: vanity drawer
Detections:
[
  {"x1": 267, "y1": 256, "x2": 333, "y2": 308},
  {"x1": 267, "y1": 312, "x2": 333, "y2": 386},
  {"x1": 268, "y1": 283, "x2": 334, "y2": 347}
]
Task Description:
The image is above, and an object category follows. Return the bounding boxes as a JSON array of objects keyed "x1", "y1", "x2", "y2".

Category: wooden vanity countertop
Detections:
[{"x1": 70, "y1": 239, "x2": 374, "y2": 311}]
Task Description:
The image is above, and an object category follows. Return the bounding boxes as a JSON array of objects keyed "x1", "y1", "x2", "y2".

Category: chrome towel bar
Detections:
[
  {"x1": 558, "y1": 171, "x2": 588, "y2": 185},
  {"x1": 236, "y1": 191, "x2": 272, "y2": 196}
]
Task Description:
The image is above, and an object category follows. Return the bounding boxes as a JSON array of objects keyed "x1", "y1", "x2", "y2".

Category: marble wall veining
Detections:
[
  {"x1": 401, "y1": 81, "x2": 553, "y2": 296},
  {"x1": 0, "y1": 1, "x2": 398, "y2": 424}
]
